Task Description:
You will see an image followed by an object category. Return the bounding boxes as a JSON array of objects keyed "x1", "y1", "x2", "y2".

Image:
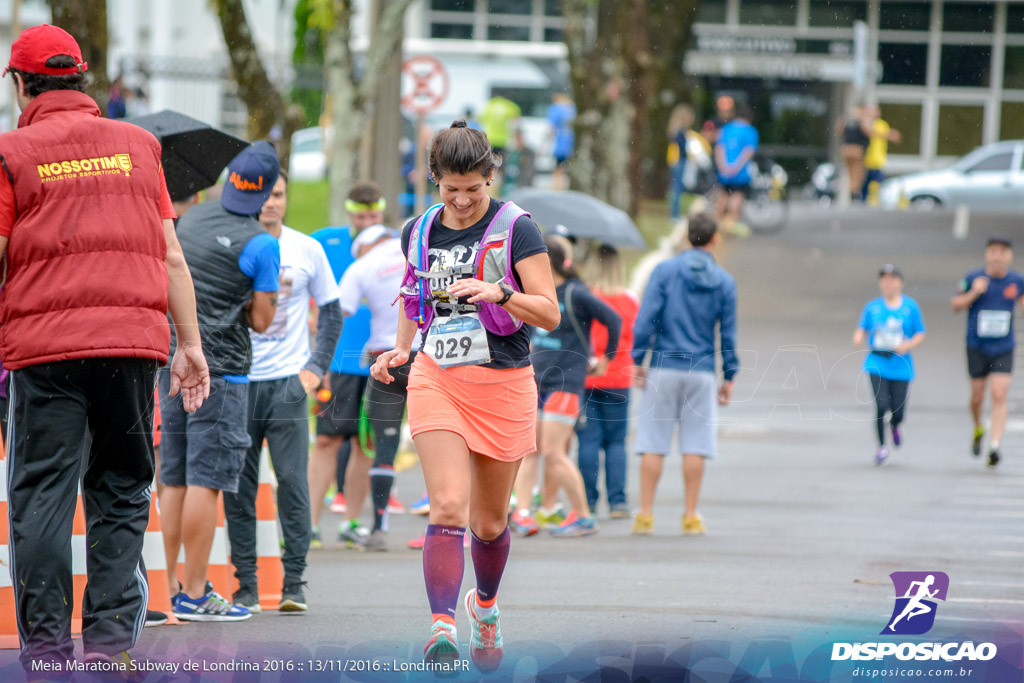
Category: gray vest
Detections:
[{"x1": 174, "y1": 200, "x2": 266, "y2": 376}]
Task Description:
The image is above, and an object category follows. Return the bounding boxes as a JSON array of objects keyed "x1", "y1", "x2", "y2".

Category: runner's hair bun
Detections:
[{"x1": 451, "y1": 119, "x2": 468, "y2": 129}]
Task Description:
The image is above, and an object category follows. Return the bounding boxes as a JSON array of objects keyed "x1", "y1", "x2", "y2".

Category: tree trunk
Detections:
[
  {"x1": 326, "y1": 0, "x2": 415, "y2": 226},
  {"x1": 325, "y1": 0, "x2": 359, "y2": 226},
  {"x1": 212, "y1": 0, "x2": 305, "y2": 168},
  {"x1": 641, "y1": 1, "x2": 699, "y2": 201},
  {"x1": 564, "y1": 0, "x2": 699, "y2": 214},
  {"x1": 48, "y1": 0, "x2": 109, "y2": 115}
]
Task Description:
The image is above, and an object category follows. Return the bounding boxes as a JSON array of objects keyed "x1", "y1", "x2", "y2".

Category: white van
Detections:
[{"x1": 410, "y1": 52, "x2": 566, "y2": 174}]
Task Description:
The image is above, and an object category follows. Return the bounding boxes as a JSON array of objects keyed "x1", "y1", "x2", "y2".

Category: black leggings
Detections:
[
  {"x1": 364, "y1": 352, "x2": 415, "y2": 531},
  {"x1": 869, "y1": 374, "x2": 909, "y2": 446}
]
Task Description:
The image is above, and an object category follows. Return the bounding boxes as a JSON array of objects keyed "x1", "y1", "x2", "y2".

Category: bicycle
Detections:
[{"x1": 689, "y1": 155, "x2": 790, "y2": 234}]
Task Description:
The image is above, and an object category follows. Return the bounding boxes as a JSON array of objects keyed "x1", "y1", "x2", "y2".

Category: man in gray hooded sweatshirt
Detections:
[{"x1": 630, "y1": 213, "x2": 738, "y2": 537}]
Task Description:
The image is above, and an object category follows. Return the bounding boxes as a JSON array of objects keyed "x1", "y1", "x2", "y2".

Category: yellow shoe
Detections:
[
  {"x1": 535, "y1": 508, "x2": 565, "y2": 528},
  {"x1": 631, "y1": 513, "x2": 654, "y2": 535},
  {"x1": 682, "y1": 514, "x2": 706, "y2": 536},
  {"x1": 728, "y1": 222, "x2": 752, "y2": 237}
]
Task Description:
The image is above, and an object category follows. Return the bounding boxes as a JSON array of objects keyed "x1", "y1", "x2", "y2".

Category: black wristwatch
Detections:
[{"x1": 496, "y1": 281, "x2": 514, "y2": 306}]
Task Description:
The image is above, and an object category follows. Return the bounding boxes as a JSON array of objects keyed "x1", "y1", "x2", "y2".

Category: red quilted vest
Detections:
[{"x1": 0, "y1": 91, "x2": 169, "y2": 370}]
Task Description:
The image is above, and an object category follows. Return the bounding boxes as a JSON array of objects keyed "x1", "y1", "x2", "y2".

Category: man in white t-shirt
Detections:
[
  {"x1": 339, "y1": 226, "x2": 416, "y2": 551},
  {"x1": 223, "y1": 171, "x2": 342, "y2": 613}
]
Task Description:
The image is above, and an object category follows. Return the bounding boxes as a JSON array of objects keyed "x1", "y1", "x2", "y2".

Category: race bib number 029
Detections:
[{"x1": 426, "y1": 312, "x2": 491, "y2": 367}]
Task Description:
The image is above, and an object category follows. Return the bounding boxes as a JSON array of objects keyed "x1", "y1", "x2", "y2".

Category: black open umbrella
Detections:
[
  {"x1": 125, "y1": 110, "x2": 249, "y2": 200},
  {"x1": 504, "y1": 188, "x2": 647, "y2": 250}
]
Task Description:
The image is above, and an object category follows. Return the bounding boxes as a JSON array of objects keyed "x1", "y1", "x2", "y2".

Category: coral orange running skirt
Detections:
[{"x1": 407, "y1": 354, "x2": 537, "y2": 462}]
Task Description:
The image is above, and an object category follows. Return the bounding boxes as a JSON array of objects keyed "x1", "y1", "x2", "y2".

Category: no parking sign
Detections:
[
  {"x1": 402, "y1": 56, "x2": 450, "y2": 214},
  {"x1": 401, "y1": 56, "x2": 449, "y2": 115}
]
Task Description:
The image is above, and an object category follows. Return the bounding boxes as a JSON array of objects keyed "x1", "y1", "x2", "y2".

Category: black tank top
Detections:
[{"x1": 843, "y1": 119, "x2": 870, "y2": 148}]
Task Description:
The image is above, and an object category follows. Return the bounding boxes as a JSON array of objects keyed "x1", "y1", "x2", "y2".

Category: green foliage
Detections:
[
  {"x1": 285, "y1": 180, "x2": 331, "y2": 235},
  {"x1": 292, "y1": 0, "x2": 327, "y2": 128},
  {"x1": 293, "y1": 0, "x2": 327, "y2": 63}
]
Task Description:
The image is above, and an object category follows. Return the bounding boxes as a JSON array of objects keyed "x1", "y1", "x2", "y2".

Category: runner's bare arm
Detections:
[
  {"x1": 247, "y1": 291, "x2": 277, "y2": 333},
  {"x1": 446, "y1": 252, "x2": 560, "y2": 331},
  {"x1": 164, "y1": 218, "x2": 210, "y2": 411},
  {"x1": 370, "y1": 310, "x2": 416, "y2": 383},
  {"x1": 164, "y1": 219, "x2": 202, "y2": 347},
  {"x1": 952, "y1": 277, "x2": 987, "y2": 312},
  {"x1": 895, "y1": 332, "x2": 925, "y2": 355}
]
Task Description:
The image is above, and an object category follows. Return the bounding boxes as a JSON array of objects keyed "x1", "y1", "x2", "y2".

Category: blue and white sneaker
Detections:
[
  {"x1": 410, "y1": 493, "x2": 430, "y2": 515},
  {"x1": 173, "y1": 588, "x2": 252, "y2": 622},
  {"x1": 548, "y1": 512, "x2": 599, "y2": 538}
]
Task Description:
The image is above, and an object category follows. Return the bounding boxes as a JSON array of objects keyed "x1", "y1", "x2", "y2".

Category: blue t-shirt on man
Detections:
[
  {"x1": 311, "y1": 226, "x2": 372, "y2": 375},
  {"x1": 859, "y1": 296, "x2": 925, "y2": 381},
  {"x1": 546, "y1": 101, "x2": 576, "y2": 160},
  {"x1": 961, "y1": 268, "x2": 1024, "y2": 356},
  {"x1": 716, "y1": 120, "x2": 759, "y2": 185}
]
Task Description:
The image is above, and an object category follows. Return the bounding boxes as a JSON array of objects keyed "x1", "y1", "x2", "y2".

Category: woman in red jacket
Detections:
[{"x1": 577, "y1": 244, "x2": 639, "y2": 518}]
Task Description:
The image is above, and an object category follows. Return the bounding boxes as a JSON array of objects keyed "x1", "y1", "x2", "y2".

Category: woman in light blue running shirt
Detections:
[{"x1": 853, "y1": 265, "x2": 926, "y2": 465}]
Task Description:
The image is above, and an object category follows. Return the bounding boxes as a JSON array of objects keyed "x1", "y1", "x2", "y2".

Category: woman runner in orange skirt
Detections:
[{"x1": 371, "y1": 119, "x2": 559, "y2": 673}]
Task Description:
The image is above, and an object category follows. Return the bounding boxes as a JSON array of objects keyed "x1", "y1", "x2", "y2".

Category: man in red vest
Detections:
[{"x1": 0, "y1": 25, "x2": 210, "y2": 677}]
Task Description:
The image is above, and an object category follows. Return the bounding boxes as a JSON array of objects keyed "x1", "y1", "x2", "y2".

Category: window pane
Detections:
[
  {"x1": 937, "y1": 105, "x2": 984, "y2": 157},
  {"x1": 878, "y1": 103, "x2": 921, "y2": 156},
  {"x1": 808, "y1": 0, "x2": 866, "y2": 27},
  {"x1": 966, "y1": 152, "x2": 1014, "y2": 173},
  {"x1": 488, "y1": 24, "x2": 531, "y2": 41},
  {"x1": 1005, "y1": 46, "x2": 1024, "y2": 90},
  {"x1": 880, "y1": 2, "x2": 931, "y2": 31},
  {"x1": 544, "y1": 27, "x2": 563, "y2": 42},
  {"x1": 697, "y1": 0, "x2": 728, "y2": 24},
  {"x1": 545, "y1": 0, "x2": 561, "y2": 16},
  {"x1": 942, "y1": 2, "x2": 994, "y2": 33},
  {"x1": 940, "y1": 45, "x2": 991, "y2": 87},
  {"x1": 489, "y1": 0, "x2": 531, "y2": 14},
  {"x1": 1000, "y1": 102, "x2": 1024, "y2": 139},
  {"x1": 879, "y1": 43, "x2": 928, "y2": 86},
  {"x1": 739, "y1": 0, "x2": 796, "y2": 26},
  {"x1": 1009, "y1": 5, "x2": 1024, "y2": 33},
  {"x1": 430, "y1": 22, "x2": 474, "y2": 39},
  {"x1": 431, "y1": 0, "x2": 474, "y2": 11}
]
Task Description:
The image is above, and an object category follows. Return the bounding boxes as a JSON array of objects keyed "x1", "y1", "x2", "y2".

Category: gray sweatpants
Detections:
[{"x1": 223, "y1": 376, "x2": 311, "y2": 591}]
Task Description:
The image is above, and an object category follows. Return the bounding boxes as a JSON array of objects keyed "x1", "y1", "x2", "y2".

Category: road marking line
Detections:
[
  {"x1": 936, "y1": 616, "x2": 1014, "y2": 624},
  {"x1": 950, "y1": 498, "x2": 1024, "y2": 506},
  {"x1": 957, "y1": 580, "x2": 1024, "y2": 588},
  {"x1": 947, "y1": 597, "x2": 1024, "y2": 605}
]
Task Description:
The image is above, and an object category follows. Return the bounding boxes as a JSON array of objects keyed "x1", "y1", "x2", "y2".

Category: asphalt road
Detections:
[{"x1": 4, "y1": 204, "x2": 1022, "y2": 682}]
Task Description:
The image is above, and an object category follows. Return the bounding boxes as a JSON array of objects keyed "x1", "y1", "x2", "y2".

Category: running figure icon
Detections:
[{"x1": 887, "y1": 575, "x2": 939, "y2": 632}]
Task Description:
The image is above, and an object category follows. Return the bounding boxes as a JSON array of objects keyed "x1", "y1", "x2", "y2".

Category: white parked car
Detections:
[
  {"x1": 288, "y1": 127, "x2": 328, "y2": 181},
  {"x1": 880, "y1": 140, "x2": 1024, "y2": 211}
]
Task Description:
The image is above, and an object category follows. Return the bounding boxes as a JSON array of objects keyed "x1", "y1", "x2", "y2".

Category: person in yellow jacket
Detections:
[{"x1": 862, "y1": 105, "x2": 901, "y2": 205}]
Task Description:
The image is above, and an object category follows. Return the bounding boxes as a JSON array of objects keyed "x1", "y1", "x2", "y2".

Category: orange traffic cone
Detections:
[
  {"x1": 0, "y1": 436, "x2": 19, "y2": 649},
  {"x1": 230, "y1": 446, "x2": 284, "y2": 611},
  {"x1": 207, "y1": 496, "x2": 233, "y2": 600},
  {"x1": 141, "y1": 490, "x2": 179, "y2": 624}
]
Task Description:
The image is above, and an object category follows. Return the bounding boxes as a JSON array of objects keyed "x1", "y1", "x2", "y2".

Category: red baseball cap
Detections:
[{"x1": 4, "y1": 24, "x2": 88, "y2": 77}]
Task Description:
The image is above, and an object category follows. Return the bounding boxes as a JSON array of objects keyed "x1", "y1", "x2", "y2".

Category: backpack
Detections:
[{"x1": 400, "y1": 201, "x2": 531, "y2": 336}]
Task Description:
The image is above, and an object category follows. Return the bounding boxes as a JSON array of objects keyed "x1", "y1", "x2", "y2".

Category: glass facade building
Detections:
[
  {"x1": 417, "y1": 0, "x2": 1020, "y2": 174},
  {"x1": 685, "y1": 0, "x2": 1024, "y2": 173}
]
